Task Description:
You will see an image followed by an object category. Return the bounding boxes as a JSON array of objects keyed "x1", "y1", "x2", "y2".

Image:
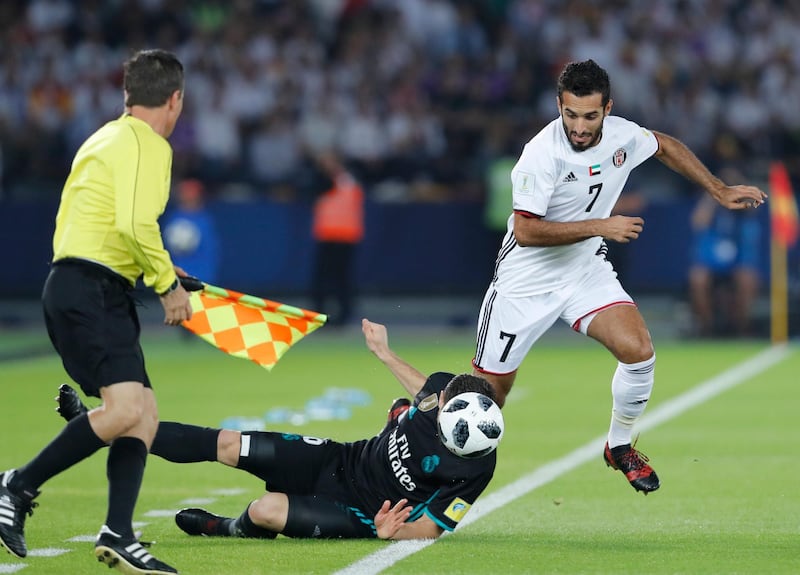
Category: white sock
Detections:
[{"x1": 607, "y1": 354, "x2": 655, "y2": 448}]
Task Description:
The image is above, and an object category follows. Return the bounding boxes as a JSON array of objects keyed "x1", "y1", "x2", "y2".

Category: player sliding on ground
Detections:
[{"x1": 55, "y1": 319, "x2": 503, "y2": 541}]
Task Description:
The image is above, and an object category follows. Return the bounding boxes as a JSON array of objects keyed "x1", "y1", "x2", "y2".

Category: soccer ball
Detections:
[{"x1": 438, "y1": 392, "x2": 504, "y2": 458}]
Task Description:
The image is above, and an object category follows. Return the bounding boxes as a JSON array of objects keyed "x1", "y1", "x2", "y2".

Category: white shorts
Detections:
[{"x1": 473, "y1": 257, "x2": 635, "y2": 375}]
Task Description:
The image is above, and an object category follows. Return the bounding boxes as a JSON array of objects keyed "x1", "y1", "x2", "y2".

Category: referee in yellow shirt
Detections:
[{"x1": 0, "y1": 49, "x2": 191, "y2": 575}]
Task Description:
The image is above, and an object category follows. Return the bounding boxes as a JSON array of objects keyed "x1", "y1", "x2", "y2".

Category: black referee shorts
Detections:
[{"x1": 42, "y1": 258, "x2": 151, "y2": 398}]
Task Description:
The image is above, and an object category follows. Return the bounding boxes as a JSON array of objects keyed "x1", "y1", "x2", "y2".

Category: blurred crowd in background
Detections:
[{"x1": 1, "y1": 0, "x2": 799, "y2": 204}]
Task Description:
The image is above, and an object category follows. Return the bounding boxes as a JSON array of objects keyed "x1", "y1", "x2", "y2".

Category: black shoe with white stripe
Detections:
[
  {"x1": 0, "y1": 470, "x2": 39, "y2": 558},
  {"x1": 95, "y1": 525, "x2": 178, "y2": 574}
]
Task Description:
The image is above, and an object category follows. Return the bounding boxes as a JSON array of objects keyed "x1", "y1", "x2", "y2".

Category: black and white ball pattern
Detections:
[{"x1": 438, "y1": 392, "x2": 504, "y2": 458}]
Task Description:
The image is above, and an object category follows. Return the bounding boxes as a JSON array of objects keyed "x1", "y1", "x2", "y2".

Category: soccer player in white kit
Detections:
[{"x1": 472, "y1": 60, "x2": 767, "y2": 494}]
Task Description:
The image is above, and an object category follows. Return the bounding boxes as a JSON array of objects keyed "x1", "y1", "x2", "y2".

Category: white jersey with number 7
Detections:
[{"x1": 492, "y1": 115, "x2": 659, "y2": 297}]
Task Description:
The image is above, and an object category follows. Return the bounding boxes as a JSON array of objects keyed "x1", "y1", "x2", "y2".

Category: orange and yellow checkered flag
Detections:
[{"x1": 181, "y1": 282, "x2": 327, "y2": 371}]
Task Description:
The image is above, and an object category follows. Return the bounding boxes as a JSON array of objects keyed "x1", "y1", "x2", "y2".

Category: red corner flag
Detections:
[
  {"x1": 769, "y1": 162, "x2": 799, "y2": 247},
  {"x1": 182, "y1": 283, "x2": 327, "y2": 371}
]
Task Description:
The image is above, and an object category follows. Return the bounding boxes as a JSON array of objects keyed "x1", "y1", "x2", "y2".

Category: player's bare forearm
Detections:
[
  {"x1": 653, "y1": 131, "x2": 766, "y2": 209},
  {"x1": 377, "y1": 349, "x2": 427, "y2": 397},
  {"x1": 513, "y1": 213, "x2": 643, "y2": 246},
  {"x1": 653, "y1": 131, "x2": 723, "y2": 193},
  {"x1": 384, "y1": 512, "x2": 443, "y2": 540},
  {"x1": 362, "y1": 319, "x2": 427, "y2": 396},
  {"x1": 513, "y1": 213, "x2": 601, "y2": 246}
]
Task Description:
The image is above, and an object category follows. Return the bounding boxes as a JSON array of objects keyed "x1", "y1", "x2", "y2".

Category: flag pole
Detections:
[
  {"x1": 767, "y1": 161, "x2": 798, "y2": 344},
  {"x1": 770, "y1": 234, "x2": 788, "y2": 344}
]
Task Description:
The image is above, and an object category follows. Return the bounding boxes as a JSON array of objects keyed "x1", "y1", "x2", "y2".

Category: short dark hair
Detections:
[
  {"x1": 124, "y1": 49, "x2": 184, "y2": 108},
  {"x1": 442, "y1": 374, "x2": 497, "y2": 404},
  {"x1": 557, "y1": 59, "x2": 611, "y2": 106}
]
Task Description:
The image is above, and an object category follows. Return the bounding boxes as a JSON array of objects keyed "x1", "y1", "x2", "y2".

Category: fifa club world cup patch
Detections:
[
  {"x1": 613, "y1": 148, "x2": 627, "y2": 167},
  {"x1": 417, "y1": 393, "x2": 438, "y2": 412},
  {"x1": 443, "y1": 497, "x2": 471, "y2": 523},
  {"x1": 514, "y1": 171, "x2": 535, "y2": 195}
]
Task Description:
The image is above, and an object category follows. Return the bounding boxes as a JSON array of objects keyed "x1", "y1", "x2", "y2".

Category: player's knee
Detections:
[
  {"x1": 99, "y1": 382, "x2": 151, "y2": 433},
  {"x1": 103, "y1": 402, "x2": 144, "y2": 436},
  {"x1": 249, "y1": 494, "x2": 287, "y2": 531},
  {"x1": 631, "y1": 345, "x2": 654, "y2": 364},
  {"x1": 617, "y1": 333, "x2": 654, "y2": 364}
]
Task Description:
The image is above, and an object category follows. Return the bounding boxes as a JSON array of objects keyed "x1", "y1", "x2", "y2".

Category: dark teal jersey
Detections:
[{"x1": 343, "y1": 372, "x2": 497, "y2": 531}]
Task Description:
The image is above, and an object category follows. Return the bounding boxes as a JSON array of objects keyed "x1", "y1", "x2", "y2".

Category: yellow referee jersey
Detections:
[{"x1": 52, "y1": 114, "x2": 177, "y2": 294}]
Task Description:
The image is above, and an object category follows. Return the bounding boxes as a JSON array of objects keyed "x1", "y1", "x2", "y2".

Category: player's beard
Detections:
[{"x1": 563, "y1": 119, "x2": 604, "y2": 152}]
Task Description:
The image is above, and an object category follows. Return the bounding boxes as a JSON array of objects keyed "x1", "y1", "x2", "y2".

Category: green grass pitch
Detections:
[{"x1": 0, "y1": 326, "x2": 798, "y2": 574}]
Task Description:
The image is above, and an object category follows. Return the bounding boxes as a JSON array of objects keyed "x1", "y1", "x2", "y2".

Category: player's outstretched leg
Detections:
[
  {"x1": 0, "y1": 470, "x2": 39, "y2": 558},
  {"x1": 603, "y1": 442, "x2": 660, "y2": 494},
  {"x1": 175, "y1": 508, "x2": 235, "y2": 537},
  {"x1": 175, "y1": 507, "x2": 277, "y2": 539},
  {"x1": 55, "y1": 383, "x2": 88, "y2": 422},
  {"x1": 95, "y1": 525, "x2": 178, "y2": 574}
]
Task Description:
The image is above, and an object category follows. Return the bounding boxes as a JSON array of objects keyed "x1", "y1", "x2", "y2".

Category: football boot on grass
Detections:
[
  {"x1": 175, "y1": 508, "x2": 232, "y2": 537},
  {"x1": 95, "y1": 525, "x2": 177, "y2": 574},
  {"x1": 0, "y1": 470, "x2": 39, "y2": 558},
  {"x1": 603, "y1": 442, "x2": 660, "y2": 494}
]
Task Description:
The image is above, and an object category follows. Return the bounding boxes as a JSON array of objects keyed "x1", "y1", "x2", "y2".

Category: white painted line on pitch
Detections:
[
  {"x1": 66, "y1": 534, "x2": 96, "y2": 542},
  {"x1": 180, "y1": 497, "x2": 217, "y2": 505},
  {"x1": 334, "y1": 344, "x2": 793, "y2": 575},
  {"x1": 210, "y1": 488, "x2": 248, "y2": 496},
  {"x1": 26, "y1": 548, "x2": 69, "y2": 557},
  {"x1": 143, "y1": 509, "x2": 180, "y2": 517},
  {"x1": 0, "y1": 565, "x2": 26, "y2": 573}
]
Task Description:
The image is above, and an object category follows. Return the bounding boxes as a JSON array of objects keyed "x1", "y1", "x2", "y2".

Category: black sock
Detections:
[
  {"x1": 230, "y1": 503, "x2": 277, "y2": 539},
  {"x1": 10, "y1": 413, "x2": 106, "y2": 494},
  {"x1": 104, "y1": 437, "x2": 147, "y2": 539},
  {"x1": 150, "y1": 422, "x2": 219, "y2": 463},
  {"x1": 203, "y1": 515, "x2": 236, "y2": 536}
]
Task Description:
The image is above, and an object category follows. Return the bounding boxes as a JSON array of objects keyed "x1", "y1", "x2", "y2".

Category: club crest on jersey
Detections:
[
  {"x1": 589, "y1": 164, "x2": 601, "y2": 176},
  {"x1": 417, "y1": 393, "x2": 438, "y2": 412},
  {"x1": 421, "y1": 454, "x2": 440, "y2": 474},
  {"x1": 613, "y1": 148, "x2": 627, "y2": 168}
]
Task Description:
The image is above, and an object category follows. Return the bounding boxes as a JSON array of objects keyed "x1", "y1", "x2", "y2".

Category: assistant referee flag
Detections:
[
  {"x1": 181, "y1": 282, "x2": 327, "y2": 370},
  {"x1": 769, "y1": 161, "x2": 799, "y2": 248}
]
